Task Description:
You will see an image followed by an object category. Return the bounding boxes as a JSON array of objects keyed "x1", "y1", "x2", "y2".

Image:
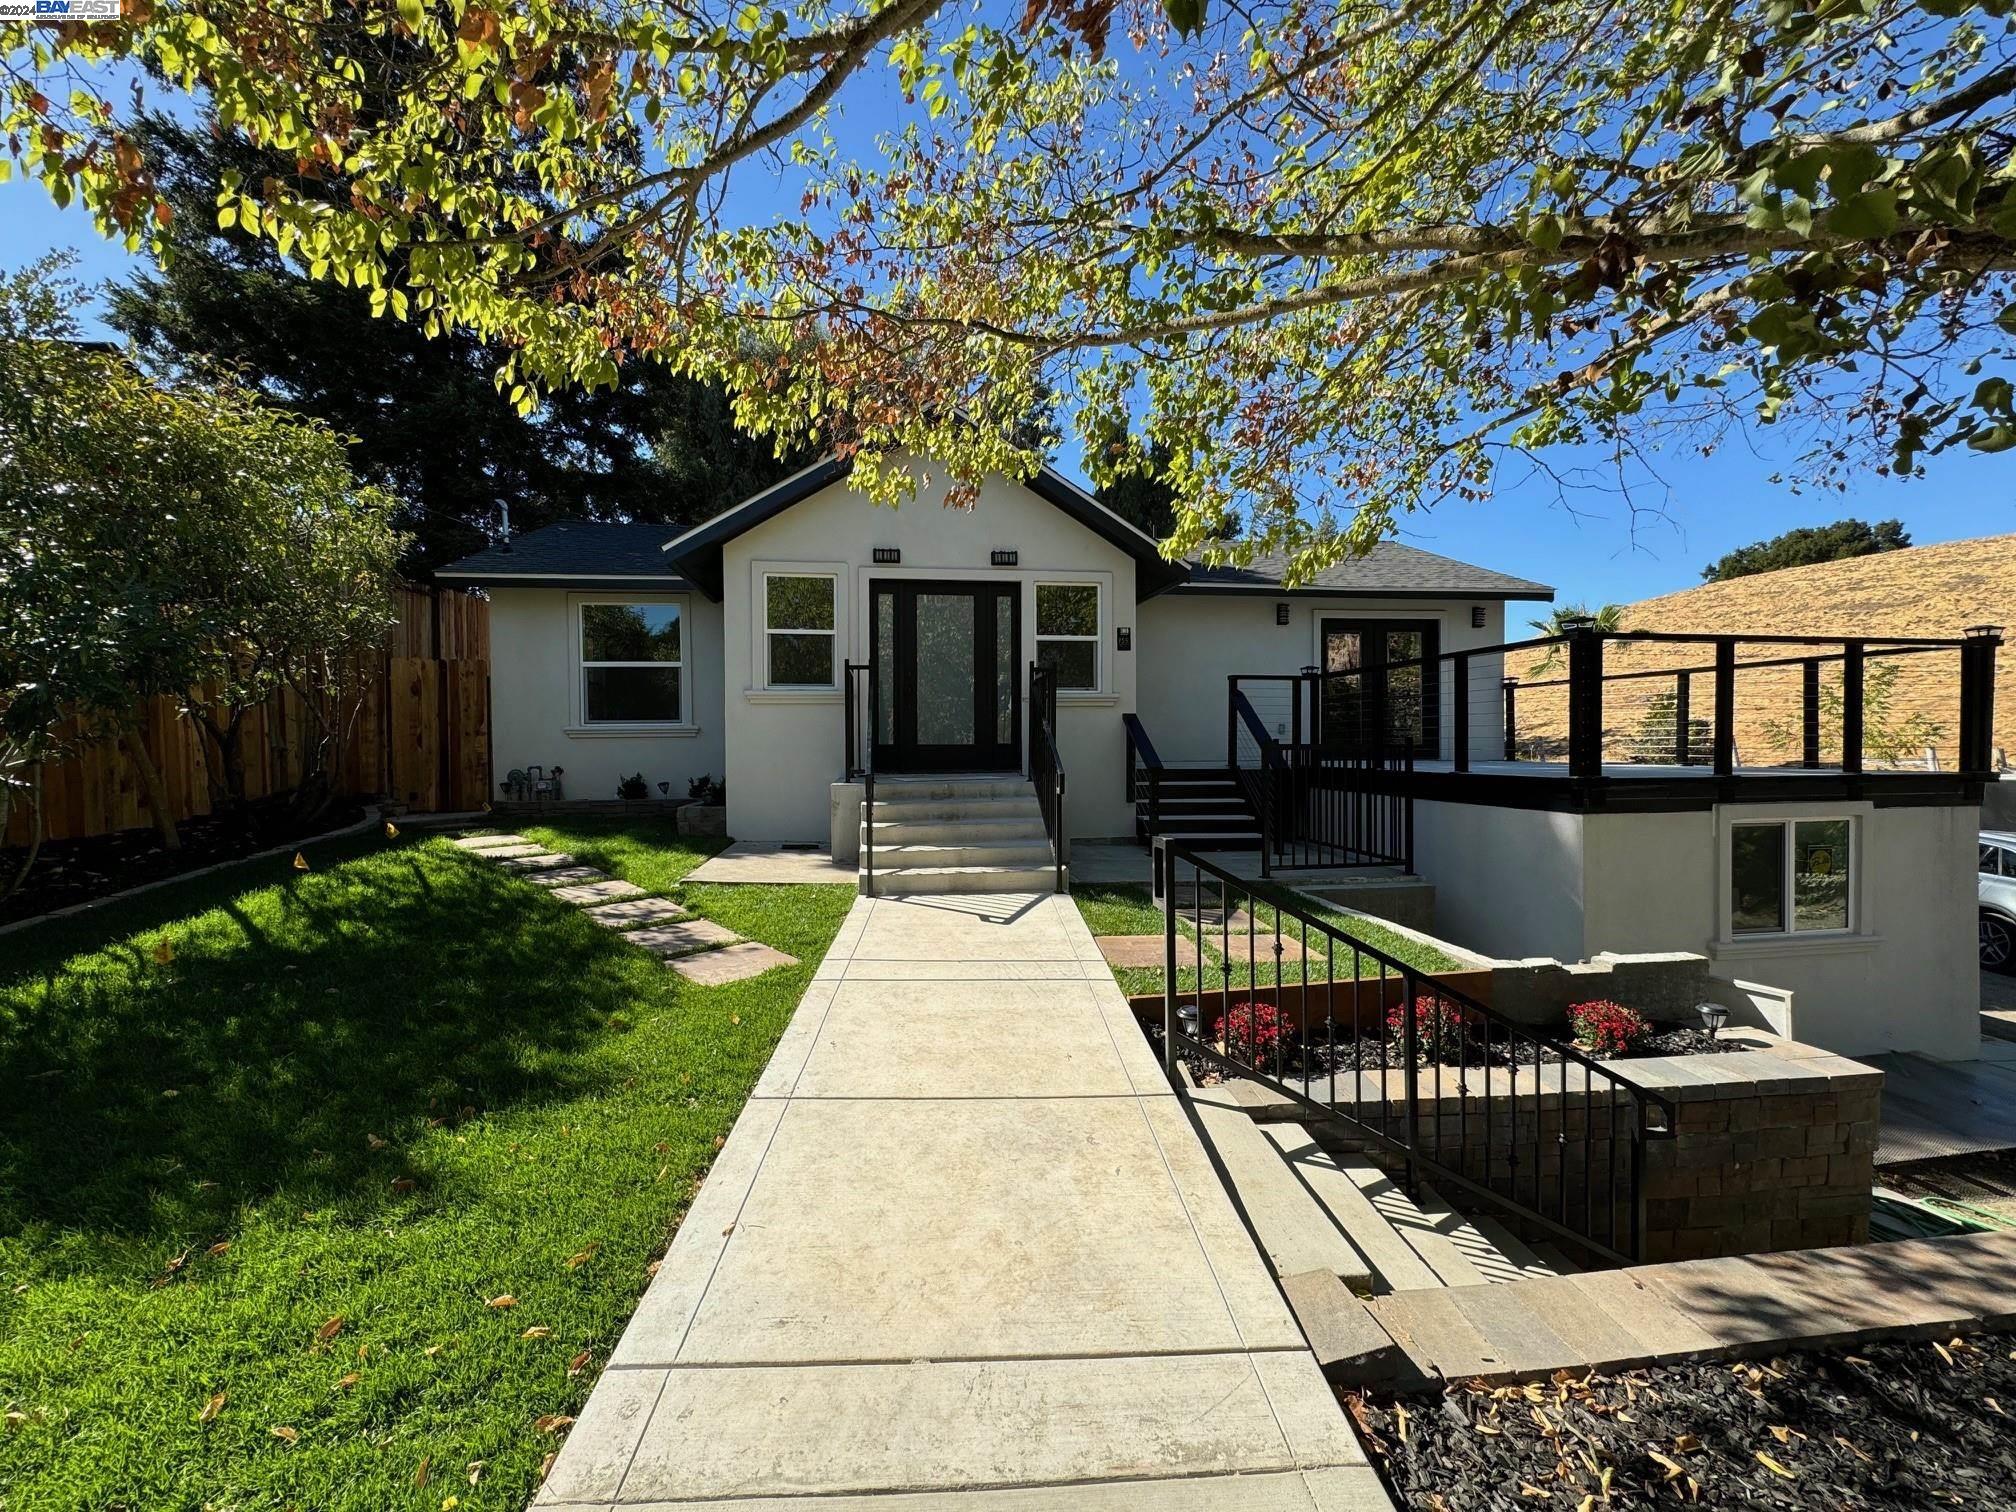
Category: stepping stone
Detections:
[
  {"x1": 551, "y1": 878, "x2": 647, "y2": 905},
  {"x1": 668, "y1": 941, "x2": 798, "y2": 984},
  {"x1": 1096, "y1": 935, "x2": 1169, "y2": 968},
  {"x1": 496, "y1": 851, "x2": 573, "y2": 870},
  {"x1": 475, "y1": 842, "x2": 548, "y2": 860},
  {"x1": 583, "y1": 897, "x2": 690, "y2": 929},
  {"x1": 628, "y1": 920, "x2": 743, "y2": 959},
  {"x1": 524, "y1": 866, "x2": 609, "y2": 887},
  {"x1": 454, "y1": 834, "x2": 529, "y2": 849}
]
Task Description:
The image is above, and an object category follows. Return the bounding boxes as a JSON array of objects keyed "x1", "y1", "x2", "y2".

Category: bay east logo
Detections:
[{"x1": 1, "y1": 0, "x2": 124, "y2": 15}]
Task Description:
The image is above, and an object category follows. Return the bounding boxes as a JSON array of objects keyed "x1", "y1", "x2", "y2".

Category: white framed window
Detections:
[
  {"x1": 763, "y1": 572, "x2": 838, "y2": 688},
  {"x1": 1728, "y1": 817, "x2": 1853, "y2": 937},
  {"x1": 580, "y1": 601, "x2": 683, "y2": 724},
  {"x1": 1035, "y1": 582, "x2": 1100, "y2": 692}
]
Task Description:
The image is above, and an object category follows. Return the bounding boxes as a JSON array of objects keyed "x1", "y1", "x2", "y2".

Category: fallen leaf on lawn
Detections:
[
  {"x1": 486, "y1": 1295, "x2": 516, "y2": 1309},
  {"x1": 1755, "y1": 1452, "x2": 1795, "y2": 1479},
  {"x1": 199, "y1": 1392, "x2": 227, "y2": 1423},
  {"x1": 534, "y1": 1414, "x2": 576, "y2": 1434},
  {"x1": 466, "y1": 1460, "x2": 484, "y2": 1486},
  {"x1": 653, "y1": 1141, "x2": 670, "y2": 1155},
  {"x1": 1648, "y1": 1450, "x2": 1684, "y2": 1480},
  {"x1": 293, "y1": 852, "x2": 310, "y2": 871},
  {"x1": 391, "y1": 1177, "x2": 416, "y2": 1194},
  {"x1": 645, "y1": 1260, "x2": 661, "y2": 1276},
  {"x1": 414, "y1": 1455, "x2": 431, "y2": 1486},
  {"x1": 568, "y1": 1349, "x2": 592, "y2": 1376},
  {"x1": 521, "y1": 1326, "x2": 551, "y2": 1339},
  {"x1": 713, "y1": 1135, "x2": 725, "y2": 1150},
  {"x1": 424, "y1": 1345, "x2": 443, "y2": 1357},
  {"x1": 565, "y1": 1243, "x2": 600, "y2": 1269},
  {"x1": 151, "y1": 939, "x2": 176, "y2": 965},
  {"x1": 441, "y1": 1498, "x2": 459, "y2": 1510},
  {"x1": 367, "y1": 1134, "x2": 388, "y2": 1151},
  {"x1": 655, "y1": 1164, "x2": 668, "y2": 1183},
  {"x1": 206, "y1": 1241, "x2": 231, "y2": 1258},
  {"x1": 730, "y1": 1014, "x2": 740, "y2": 1025},
  {"x1": 537, "y1": 1452, "x2": 557, "y2": 1482},
  {"x1": 270, "y1": 1425, "x2": 299, "y2": 1443},
  {"x1": 336, "y1": 1372, "x2": 360, "y2": 1390},
  {"x1": 314, "y1": 1316, "x2": 344, "y2": 1348}
]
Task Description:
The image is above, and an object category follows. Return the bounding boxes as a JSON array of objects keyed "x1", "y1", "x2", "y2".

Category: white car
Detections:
[{"x1": 1984, "y1": 830, "x2": 2016, "y2": 973}]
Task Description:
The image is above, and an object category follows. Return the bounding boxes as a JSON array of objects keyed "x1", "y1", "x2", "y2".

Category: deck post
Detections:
[
  {"x1": 1673, "y1": 670, "x2": 1691, "y2": 766},
  {"x1": 1962, "y1": 628, "x2": 2003, "y2": 775},
  {"x1": 1566, "y1": 628, "x2": 1604, "y2": 781},
  {"x1": 1712, "y1": 640, "x2": 1736, "y2": 777},
  {"x1": 1801, "y1": 658, "x2": 1822, "y2": 769},
  {"x1": 1451, "y1": 652, "x2": 1470, "y2": 772},
  {"x1": 1502, "y1": 679, "x2": 1517, "y2": 761},
  {"x1": 1841, "y1": 642, "x2": 1865, "y2": 774}
]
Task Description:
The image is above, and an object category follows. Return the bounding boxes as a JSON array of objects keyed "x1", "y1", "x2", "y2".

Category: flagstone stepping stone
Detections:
[
  {"x1": 551, "y1": 878, "x2": 647, "y2": 905},
  {"x1": 583, "y1": 897, "x2": 690, "y2": 928},
  {"x1": 475, "y1": 843, "x2": 549, "y2": 860},
  {"x1": 524, "y1": 866, "x2": 609, "y2": 887},
  {"x1": 668, "y1": 941, "x2": 798, "y2": 984},
  {"x1": 628, "y1": 919, "x2": 743, "y2": 958},
  {"x1": 1095, "y1": 935, "x2": 1169, "y2": 968},
  {"x1": 496, "y1": 851, "x2": 574, "y2": 870},
  {"x1": 454, "y1": 834, "x2": 530, "y2": 849}
]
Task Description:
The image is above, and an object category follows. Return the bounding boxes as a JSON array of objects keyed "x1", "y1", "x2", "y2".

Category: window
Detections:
[
  {"x1": 1036, "y1": 583, "x2": 1100, "y2": 691},
  {"x1": 581, "y1": 602, "x2": 682, "y2": 723},
  {"x1": 1984, "y1": 843, "x2": 2014, "y2": 879},
  {"x1": 1730, "y1": 818, "x2": 1852, "y2": 936},
  {"x1": 765, "y1": 573, "x2": 837, "y2": 687}
]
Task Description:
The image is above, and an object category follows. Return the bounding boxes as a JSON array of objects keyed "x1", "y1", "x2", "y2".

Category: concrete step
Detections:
[
  {"x1": 1530, "y1": 1241, "x2": 1582, "y2": 1277},
  {"x1": 1466, "y1": 1213, "x2": 1571, "y2": 1282},
  {"x1": 1257, "y1": 1127, "x2": 1442, "y2": 1296},
  {"x1": 872, "y1": 777, "x2": 1035, "y2": 801},
  {"x1": 872, "y1": 842, "x2": 1056, "y2": 869},
  {"x1": 868, "y1": 794, "x2": 1043, "y2": 822},
  {"x1": 1183, "y1": 1084, "x2": 1375, "y2": 1294},
  {"x1": 865, "y1": 817, "x2": 1051, "y2": 846},
  {"x1": 862, "y1": 863, "x2": 1060, "y2": 896},
  {"x1": 1332, "y1": 1158, "x2": 1490, "y2": 1289}
]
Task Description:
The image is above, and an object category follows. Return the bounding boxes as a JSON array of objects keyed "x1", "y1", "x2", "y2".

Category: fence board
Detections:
[{"x1": 5, "y1": 587, "x2": 490, "y2": 846}]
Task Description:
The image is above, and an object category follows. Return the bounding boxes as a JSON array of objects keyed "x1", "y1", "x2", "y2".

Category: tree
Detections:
[
  {"x1": 0, "y1": 256, "x2": 405, "y2": 892},
  {"x1": 105, "y1": 109, "x2": 807, "y2": 573},
  {"x1": 10, "y1": 0, "x2": 2016, "y2": 583},
  {"x1": 1701, "y1": 519, "x2": 1914, "y2": 583},
  {"x1": 1091, "y1": 430, "x2": 1237, "y2": 544},
  {"x1": 1526, "y1": 603, "x2": 1624, "y2": 673}
]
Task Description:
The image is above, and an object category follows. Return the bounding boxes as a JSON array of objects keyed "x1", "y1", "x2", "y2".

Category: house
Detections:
[{"x1": 438, "y1": 457, "x2": 2001, "y2": 1059}]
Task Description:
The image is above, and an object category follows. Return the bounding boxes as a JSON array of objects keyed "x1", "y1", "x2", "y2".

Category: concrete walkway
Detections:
[{"x1": 539, "y1": 891, "x2": 1387, "y2": 1510}]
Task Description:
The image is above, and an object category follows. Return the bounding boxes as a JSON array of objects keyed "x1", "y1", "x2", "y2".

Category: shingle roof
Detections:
[
  {"x1": 436, "y1": 522, "x2": 690, "y2": 587},
  {"x1": 1179, "y1": 542, "x2": 1552, "y2": 600}
]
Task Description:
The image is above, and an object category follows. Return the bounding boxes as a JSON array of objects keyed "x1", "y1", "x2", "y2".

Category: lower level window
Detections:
[
  {"x1": 1036, "y1": 582, "x2": 1100, "y2": 691},
  {"x1": 582, "y1": 602, "x2": 682, "y2": 723},
  {"x1": 1731, "y1": 818, "x2": 1851, "y2": 935}
]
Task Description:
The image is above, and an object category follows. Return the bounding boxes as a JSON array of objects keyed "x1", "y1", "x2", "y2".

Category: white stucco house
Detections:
[{"x1": 439, "y1": 456, "x2": 2000, "y2": 1059}]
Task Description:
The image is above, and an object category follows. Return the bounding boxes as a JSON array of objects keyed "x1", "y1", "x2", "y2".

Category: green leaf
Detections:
[
  {"x1": 1967, "y1": 422, "x2": 2016, "y2": 453},
  {"x1": 1827, "y1": 189, "x2": 1898, "y2": 241},
  {"x1": 1164, "y1": 0, "x2": 1205, "y2": 39},
  {"x1": 1527, "y1": 213, "x2": 1565, "y2": 253}
]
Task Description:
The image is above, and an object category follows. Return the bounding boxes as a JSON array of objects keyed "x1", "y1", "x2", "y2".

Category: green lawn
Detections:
[
  {"x1": 1072, "y1": 881, "x2": 1459, "y2": 999},
  {"x1": 0, "y1": 817, "x2": 852, "y2": 1512}
]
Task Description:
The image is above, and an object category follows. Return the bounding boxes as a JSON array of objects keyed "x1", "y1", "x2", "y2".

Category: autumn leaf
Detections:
[
  {"x1": 206, "y1": 1241, "x2": 231, "y2": 1257},
  {"x1": 1648, "y1": 1449, "x2": 1685, "y2": 1480},
  {"x1": 293, "y1": 852, "x2": 310, "y2": 871},
  {"x1": 1672, "y1": 1433, "x2": 1699, "y2": 1452},
  {"x1": 521, "y1": 1325, "x2": 551, "y2": 1339},
  {"x1": 270, "y1": 1425, "x2": 299, "y2": 1443},
  {"x1": 537, "y1": 1451, "x2": 557, "y2": 1482},
  {"x1": 486, "y1": 1294, "x2": 516, "y2": 1309},
  {"x1": 313, "y1": 1315, "x2": 344, "y2": 1349},
  {"x1": 414, "y1": 1455, "x2": 431, "y2": 1487},
  {"x1": 565, "y1": 1243, "x2": 600, "y2": 1269},
  {"x1": 1755, "y1": 1451, "x2": 1796, "y2": 1479},
  {"x1": 466, "y1": 1460, "x2": 485, "y2": 1486},
  {"x1": 367, "y1": 1134, "x2": 388, "y2": 1150},
  {"x1": 391, "y1": 1177, "x2": 416, "y2": 1193},
  {"x1": 151, "y1": 938, "x2": 176, "y2": 965},
  {"x1": 1393, "y1": 1405, "x2": 1410, "y2": 1444},
  {"x1": 568, "y1": 1349, "x2": 592, "y2": 1376},
  {"x1": 336, "y1": 1372, "x2": 360, "y2": 1390},
  {"x1": 199, "y1": 1391, "x2": 227, "y2": 1423},
  {"x1": 534, "y1": 1413, "x2": 576, "y2": 1434},
  {"x1": 385, "y1": 821, "x2": 400, "y2": 837}
]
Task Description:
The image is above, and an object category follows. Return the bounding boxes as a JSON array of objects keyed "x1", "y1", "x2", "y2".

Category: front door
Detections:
[
  {"x1": 1318, "y1": 618, "x2": 1440, "y2": 755},
  {"x1": 871, "y1": 581, "x2": 1021, "y2": 772}
]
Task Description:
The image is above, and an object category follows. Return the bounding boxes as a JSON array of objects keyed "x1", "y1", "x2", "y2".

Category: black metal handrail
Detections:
[
  {"x1": 844, "y1": 661, "x2": 877, "y2": 896},
  {"x1": 1029, "y1": 662, "x2": 1066, "y2": 892},
  {"x1": 1122, "y1": 712, "x2": 1164, "y2": 842},
  {"x1": 1227, "y1": 686, "x2": 1411, "y2": 874},
  {"x1": 1155, "y1": 839, "x2": 1676, "y2": 1265},
  {"x1": 1226, "y1": 689, "x2": 1282, "y2": 867}
]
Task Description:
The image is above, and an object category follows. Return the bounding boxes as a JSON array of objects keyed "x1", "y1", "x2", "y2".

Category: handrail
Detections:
[
  {"x1": 1029, "y1": 662, "x2": 1066, "y2": 893},
  {"x1": 844, "y1": 661, "x2": 877, "y2": 896},
  {"x1": 1156, "y1": 839, "x2": 1676, "y2": 1264},
  {"x1": 1122, "y1": 713, "x2": 1163, "y2": 843}
]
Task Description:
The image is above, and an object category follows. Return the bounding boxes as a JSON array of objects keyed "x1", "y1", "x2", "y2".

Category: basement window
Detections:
[
  {"x1": 581, "y1": 602, "x2": 682, "y2": 723},
  {"x1": 1729, "y1": 818, "x2": 1853, "y2": 936}
]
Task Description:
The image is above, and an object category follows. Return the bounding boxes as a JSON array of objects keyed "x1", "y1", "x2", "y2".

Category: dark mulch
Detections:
[
  {"x1": 0, "y1": 797, "x2": 366, "y2": 925},
  {"x1": 1350, "y1": 1331, "x2": 2016, "y2": 1510}
]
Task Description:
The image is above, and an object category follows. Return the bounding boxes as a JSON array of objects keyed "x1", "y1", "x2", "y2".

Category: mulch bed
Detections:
[
  {"x1": 0, "y1": 797, "x2": 366, "y2": 925},
  {"x1": 1349, "y1": 1331, "x2": 2016, "y2": 1509}
]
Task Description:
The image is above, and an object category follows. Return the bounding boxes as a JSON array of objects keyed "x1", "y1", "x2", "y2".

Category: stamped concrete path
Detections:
[{"x1": 538, "y1": 890, "x2": 1388, "y2": 1511}]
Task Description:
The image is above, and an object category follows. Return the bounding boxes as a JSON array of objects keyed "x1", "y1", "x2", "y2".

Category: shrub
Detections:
[
  {"x1": 688, "y1": 773, "x2": 726, "y2": 805},
  {"x1": 1210, "y1": 999, "x2": 1287, "y2": 1060},
  {"x1": 1568, "y1": 999, "x2": 1652, "y2": 1057},
  {"x1": 1386, "y1": 993, "x2": 1467, "y2": 1058},
  {"x1": 617, "y1": 772, "x2": 650, "y2": 800}
]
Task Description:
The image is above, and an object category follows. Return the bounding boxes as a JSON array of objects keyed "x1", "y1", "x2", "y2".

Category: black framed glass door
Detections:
[
  {"x1": 871, "y1": 581, "x2": 1021, "y2": 772},
  {"x1": 1318, "y1": 618, "x2": 1440, "y2": 755}
]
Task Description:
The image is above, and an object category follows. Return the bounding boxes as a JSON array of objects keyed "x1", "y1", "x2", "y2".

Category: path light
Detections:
[
  {"x1": 1177, "y1": 1001, "x2": 1200, "y2": 1040},
  {"x1": 1699, "y1": 1002, "x2": 1730, "y2": 1040}
]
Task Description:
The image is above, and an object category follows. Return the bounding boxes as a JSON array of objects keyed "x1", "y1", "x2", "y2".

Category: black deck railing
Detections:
[
  {"x1": 1029, "y1": 662, "x2": 1066, "y2": 892},
  {"x1": 844, "y1": 661, "x2": 878, "y2": 895},
  {"x1": 1228, "y1": 678, "x2": 1413, "y2": 873},
  {"x1": 1122, "y1": 712, "x2": 1164, "y2": 841},
  {"x1": 1156, "y1": 841, "x2": 1676, "y2": 1265}
]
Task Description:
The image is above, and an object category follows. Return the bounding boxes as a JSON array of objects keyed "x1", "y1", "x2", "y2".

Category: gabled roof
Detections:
[
  {"x1": 657, "y1": 457, "x2": 1191, "y2": 600},
  {"x1": 1178, "y1": 543, "x2": 1553, "y2": 601},
  {"x1": 435, "y1": 522, "x2": 692, "y2": 591}
]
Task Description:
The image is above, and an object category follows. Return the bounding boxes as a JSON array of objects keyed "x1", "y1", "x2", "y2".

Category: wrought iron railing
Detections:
[
  {"x1": 1227, "y1": 681, "x2": 1411, "y2": 874},
  {"x1": 1122, "y1": 712, "x2": 1164, "y2": 841},
  {"x1": 1029, "y1": 662, "x2": 1065, "y2": 892},
  {"x1": 844, "y1": 660, "x2": 878, "y2": 895},
  {"x1": 1155, "y1": 841, "x2": 1675, "y2": 1264}
]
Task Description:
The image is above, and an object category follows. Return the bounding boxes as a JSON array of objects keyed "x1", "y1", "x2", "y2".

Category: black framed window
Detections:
[{"x1": 1318, "y1": 618, "x2": 1440, "y2": 754}]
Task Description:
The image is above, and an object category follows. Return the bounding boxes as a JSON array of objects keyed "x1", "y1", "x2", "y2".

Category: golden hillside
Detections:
[{"x1": 1505, "y1": 533, "x2": 2016, "y2": 771}]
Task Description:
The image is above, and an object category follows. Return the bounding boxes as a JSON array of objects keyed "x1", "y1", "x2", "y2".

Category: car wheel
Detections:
[{"x1": 1985, "y1": 912, "x2": 2016, "y2": 974}]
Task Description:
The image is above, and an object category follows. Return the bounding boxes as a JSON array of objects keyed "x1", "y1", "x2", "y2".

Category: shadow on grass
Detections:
[{"x1": 0, "y1": 840, "x2": 651, "y2": 1254}]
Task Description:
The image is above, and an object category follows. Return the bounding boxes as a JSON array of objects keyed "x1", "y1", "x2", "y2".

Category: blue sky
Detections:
[{"x1": 7, "y1": 164, "x2": 2011, "y2": 609}]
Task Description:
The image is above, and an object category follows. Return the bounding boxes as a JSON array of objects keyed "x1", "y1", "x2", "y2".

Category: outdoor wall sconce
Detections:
[
  {"x1": 991, "y1": 549, "x2": 1019, "y2": 567},
  {"x1": 1472, "y1": 606, "x2": 1487, "y2": 629},
  {"x1": 1275, "y1": 602, "x2": 1291, "y2": 625},
  {"x1": 1116, "y1": 627, "x2": 1132, "y2": 652},
  {"x1": 873, "y1": 546, "x2": 901, "y2": 564},
  {"x1": 1699, "y1": 1002, "x2": 1730, "y2": 1040}
]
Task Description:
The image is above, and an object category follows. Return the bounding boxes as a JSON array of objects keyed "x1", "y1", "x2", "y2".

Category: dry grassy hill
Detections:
[{"x1": 1506, "y1": 534, "x2": 2016, "y2": 771}]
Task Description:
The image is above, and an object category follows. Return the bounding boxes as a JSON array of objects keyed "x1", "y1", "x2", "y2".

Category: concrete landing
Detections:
[
  {"x1": 1867, "y1": 1050, "x2": 2016, "y2": 1164},
  {"x1": 539, "y1": 892, "x2": 1389, "y2": 1510}
]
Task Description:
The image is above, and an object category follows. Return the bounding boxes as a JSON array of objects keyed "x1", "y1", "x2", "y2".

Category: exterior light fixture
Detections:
[
  {"x1": 1177, "y1": 1001, "x2": 1200, "y2": 1039},
  {"x1": 1275, "y1": 603, "x2": 1291, "y2": 626},
  {"x1": 1116, "y1": 626, "x2": 1132, "y2": 652},
  {"x1": 1964, "y1": 624, "x2": 2005, "y2": 639},
  {"x1": 1699, "y1": 1002, "x2": 1730, "y2": 1040},
  {"x1": 1558, "y1": 613, "x2": 1595, "y2": 632},
  {"x1": 991, "y1": 549, "x2": 1019, "y2": 567},
  {"x1": 873, "y1": 546, "x2": 901, "y2": 565}
]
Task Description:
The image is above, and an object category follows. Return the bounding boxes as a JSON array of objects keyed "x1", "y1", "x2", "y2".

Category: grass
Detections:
[
  {"x1": 1072, "y1": 881, "x2": 1462, "y2": 1000},
  {"x1": 0, "y1": 817, "x2": 852, "y2": 1512}
]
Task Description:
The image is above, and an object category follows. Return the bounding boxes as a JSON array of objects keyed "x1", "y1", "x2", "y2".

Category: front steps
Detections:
[
  {"x1": 861, "y1": 776, "x2": 1062, "y2": 896},
  {"x1": 1136, "y1": 766, "x2": 1262, "y2": 850}
]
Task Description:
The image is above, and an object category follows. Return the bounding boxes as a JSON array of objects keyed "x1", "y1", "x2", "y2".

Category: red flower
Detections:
[
  {"x1": 1210, "y1": 999, "x2": 1287, "y2": 1058},
  {"x1": 1386, "y1": 993, "x2": 1467, "y2": 1056},
  {"x1": 1567, "y1": 999, "x2": 1651, "y2": 1056}
]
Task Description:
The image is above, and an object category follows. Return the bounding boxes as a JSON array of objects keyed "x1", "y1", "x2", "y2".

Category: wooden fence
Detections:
[{"x1": 5, "y1": 587, "x2": 491, "y2": 846}]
